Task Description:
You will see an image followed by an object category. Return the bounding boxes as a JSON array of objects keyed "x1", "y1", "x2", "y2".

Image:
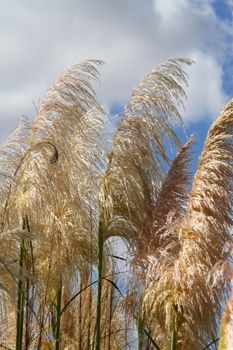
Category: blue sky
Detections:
[
  {"x1": 0, "y1": 0, "x2": 232, "y2": 172},
  {"x1": 185, "y1": 0, "x2": 232, "y2": 172},
  {"x1": 213, "y1": 0, "x2": 233, "y2": 20}
]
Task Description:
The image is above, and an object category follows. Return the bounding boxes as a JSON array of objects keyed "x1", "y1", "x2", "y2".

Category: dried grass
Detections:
[
  {"x1": 0, "y1": 58, "x2": 231, "y2": 350},
  {"x1": 143, "y1": 99, "x2": 233, "y2": 349}
]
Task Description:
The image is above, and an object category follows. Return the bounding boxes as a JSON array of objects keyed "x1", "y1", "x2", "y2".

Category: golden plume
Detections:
[
  {"x1": 139, "y1": 137, "x2": 194, "y2": 261},
  {"x1": 96, "y1": 59, "x2": 193, "y2": 350},
  {"x1": 100, "y1": 58, "x2": 193, "y2": 241},
  {"x1": 0, "y1": 117, "x2": 32, "y2": 347},
  {"x1": 0, "y1": 61, "x2": 109, "y2": 348},
  {"x1": 9, "y1": 61, "x2": 107, "y2": 279},
  {"x1": 121, "y1": 138, "x2": 194, "y2": 343},
  {"x1": 143, "y1": 99, "x2": 233, "y2": 349}
]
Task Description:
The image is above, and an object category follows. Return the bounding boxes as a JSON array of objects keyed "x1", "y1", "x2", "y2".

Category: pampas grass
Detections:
[
  {"x1": 0, "y1": 58, "x2": 232, "y2": 350},
  {"x1": 143, "y1": 99, "x2": 233, "y2": 349}
]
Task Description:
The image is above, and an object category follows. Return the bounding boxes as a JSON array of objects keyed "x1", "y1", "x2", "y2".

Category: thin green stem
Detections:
[
  {"x1": 79, "y1": 282, "x2": 82, "y2": 350},
  {"x1": 95, "y1": 220, "x2": 104, "y2": 350},
  {"x1": 137, "y1": 301, "x2": 144, "y2": 350},
  {"x1": 108, "y1": 285, "x2": 113, "y2": 350},
  {"x1": 170, "y1": 312, "x2": 177, "y2": 350},
  {"x1": 55, "y1": 279, "x2": 62, "y2": 350},
  {"x1": 16, "y1": 221, "x2": 26, "y2": 350},
  {"x1": 25, "y1": 215, "x2": 32, "y2": 350}
]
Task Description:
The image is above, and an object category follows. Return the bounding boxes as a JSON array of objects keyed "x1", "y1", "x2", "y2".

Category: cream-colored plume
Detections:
[
  {"x1": 9, "y1": 61, "x2": 107, "y2": 280},
  {"x1": 0, "y1": 61, "x2": 109, "y2": 348},
  {"x1": 121, "y1": 137, "x2": 194, "y2": 340},
  {"x1": 139, "y1": 137, "x2": 194, "y2": 261},
  {"x1": 101, "y1": 58, "x2": 193, "y2": 241},
  {"x1": 143, "y1": 100, "x2": 233, "y2": 349}
]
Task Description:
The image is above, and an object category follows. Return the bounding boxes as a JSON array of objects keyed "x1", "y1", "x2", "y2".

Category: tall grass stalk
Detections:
[
  {"x1": 95, "y1": 220, "x2": 104, "y2": 350},
  {"x1": 137, "y1": 300, "x2": 144, "y2": 350},
  {"x1": 107, "y1": 285, "x2": 113, "y2": 350},
  {"x1": 87, "y1": 277, "x2": 92, "y2": 350},
  {"x1": 170, "y1": 312, "x2": 177, "y2": 350},
  {"x1": 16, "y1": 220, "x2": 26, "y2": 350},
  {"x1": 25, "y1": 265, "x2": 30, "y2": 349},
  {"x1": 79, "y1": 281, "x2": 82, "y2": 349},
  {"x1": 25, "y1": 216, "x2": 33, "y2": 349},
  {"x1": 55, "y1": 278, "x2": 62, "y2": 350}
]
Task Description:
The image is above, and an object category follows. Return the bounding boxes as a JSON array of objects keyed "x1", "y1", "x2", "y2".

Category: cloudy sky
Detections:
[{"x1": 0, "y1": 0, "x2": 232, "y2": 143}]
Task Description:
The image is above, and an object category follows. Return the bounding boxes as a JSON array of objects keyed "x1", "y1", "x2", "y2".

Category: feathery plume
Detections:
[
  {"x1": 101, "y1": 58, "x2": 193, "y2": 241},
  {"x1": 10, "y1": 61, "x2": 107, "y2": 282},
  {"x1": 138, "y1": 137, "x2": 194, "y2": 261},
  {"x1": 143, "y1": 99, "x2": 233, "y2": 349},
  {"x1": 122, "y1": 138, "x2": 194, "y2": 346},
  {"x1": 1, "y1": 61, "x2": 109, "y2": 348}
]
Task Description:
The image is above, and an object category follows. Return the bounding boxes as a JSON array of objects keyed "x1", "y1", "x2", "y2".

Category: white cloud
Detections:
[
  {"x1": 183, "y1": 51, "x2": 229, "y2": 122},
  {"x1": 0, "y1": 0, "x2": 232, "y2": 139}
]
